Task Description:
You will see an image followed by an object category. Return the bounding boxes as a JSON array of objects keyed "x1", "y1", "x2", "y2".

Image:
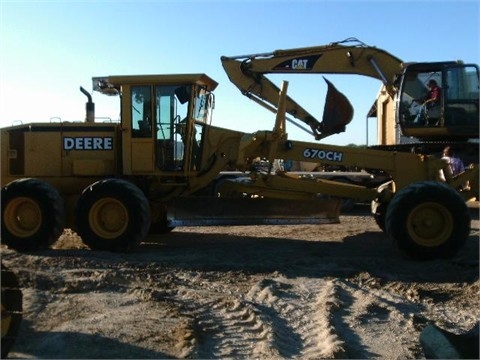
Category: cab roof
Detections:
[{"x1": 92, "y1": 73, "x2": 218, "y2": 95}]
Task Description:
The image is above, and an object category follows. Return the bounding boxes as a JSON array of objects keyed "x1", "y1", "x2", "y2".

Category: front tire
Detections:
[
  {"x1": 75, "y1": 179, "x2": 151, "y2": 251},
  {"x1": 1, "y1": 178, "x2": 64, "y2": 251},
  {"x1": 385, "y1": 181, "x2": 470, "y2": 260}
]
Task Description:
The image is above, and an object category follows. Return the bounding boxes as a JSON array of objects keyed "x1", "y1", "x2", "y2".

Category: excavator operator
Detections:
[{"x1": 413, "y1": 79, "x2": 441, "y2": 125}]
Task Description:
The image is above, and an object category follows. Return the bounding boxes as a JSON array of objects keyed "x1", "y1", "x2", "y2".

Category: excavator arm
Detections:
[{"x1": 221, "y1": 38, "x2": 403, "y2": 140}]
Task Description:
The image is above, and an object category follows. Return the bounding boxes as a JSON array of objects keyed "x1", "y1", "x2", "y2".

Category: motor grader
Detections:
[{"x1": 1, "y1": 40, "x2": 478, "y2": 260}]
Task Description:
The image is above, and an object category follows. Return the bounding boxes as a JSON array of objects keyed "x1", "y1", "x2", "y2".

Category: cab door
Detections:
[
  {"x1": 154, "y1": 86, "x2": 188, "y2": 171},
  {"x1": 122, "y1": 83, "x2": 198, "y2": 174},
  {"x1": 128, "y1": 85, "x2": 155, "y2": 173}
]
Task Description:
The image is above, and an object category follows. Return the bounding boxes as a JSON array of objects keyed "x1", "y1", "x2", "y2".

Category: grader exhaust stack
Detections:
[{"x1": 80, "y1": 86, "x2": 95, "y2": 123}]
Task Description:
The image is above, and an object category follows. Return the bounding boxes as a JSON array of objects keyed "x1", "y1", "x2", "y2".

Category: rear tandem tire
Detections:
[
  {"x1": 75, "y1": 179, "x2": 151, "y2": 251},
  {"x1": 1, "y1": 178, "x2": 65, "y2": 251},
  {"x1": 385, "y1": 181, "x2": 470, "y2": 260}
]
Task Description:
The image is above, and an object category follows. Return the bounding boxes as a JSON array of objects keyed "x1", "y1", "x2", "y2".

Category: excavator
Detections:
[{"x1": 221, "y1": 38, "x2": 479, "y2": 163}]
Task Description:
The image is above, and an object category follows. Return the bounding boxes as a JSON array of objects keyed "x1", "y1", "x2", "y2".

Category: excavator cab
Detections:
[{"x1": 398, "y1": 62, "x2": 479, "y2": 141}]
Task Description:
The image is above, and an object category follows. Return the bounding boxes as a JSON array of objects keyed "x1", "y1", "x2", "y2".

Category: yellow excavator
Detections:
[{"x1": 221, "y1": 37, "x2": 479, "y2": 163}]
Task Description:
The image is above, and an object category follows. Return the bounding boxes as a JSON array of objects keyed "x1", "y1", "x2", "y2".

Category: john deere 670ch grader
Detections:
[{"x1": 1, "y1": 39, "x2": 478, "y2": 261}]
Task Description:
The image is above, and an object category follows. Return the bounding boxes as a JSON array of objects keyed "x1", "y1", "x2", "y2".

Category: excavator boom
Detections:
[{"x1": 221, "y1": 38, "x2": 403, "y2": 140}]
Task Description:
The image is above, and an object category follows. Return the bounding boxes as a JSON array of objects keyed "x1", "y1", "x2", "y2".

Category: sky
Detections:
[{"x1": 0, "y1": 0, "x2": 478, "y2": 146}]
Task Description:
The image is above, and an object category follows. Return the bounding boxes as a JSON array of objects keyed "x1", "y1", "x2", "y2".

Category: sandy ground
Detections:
[{"x1": 1, "y1": 204, "x2": 479, "y2": 359}]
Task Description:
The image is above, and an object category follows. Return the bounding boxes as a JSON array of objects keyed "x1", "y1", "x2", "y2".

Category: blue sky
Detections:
[{"x1": 1, "y1": 0, "x2": 478, "y2": 145}]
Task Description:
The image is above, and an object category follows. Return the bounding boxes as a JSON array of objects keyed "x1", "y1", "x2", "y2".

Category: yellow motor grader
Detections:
[{"x1": 1, "y1": 39, "x2": 478, "y2": 260}]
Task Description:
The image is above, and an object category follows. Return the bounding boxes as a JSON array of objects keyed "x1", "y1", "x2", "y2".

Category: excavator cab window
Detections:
[
  {"x1": 398, "y1": 63, "x2": 479, "y2": 138},
  {"x1": 443, "y1": 65, "x2": 479, "y2": 127},
  {"x1": 398, "y1": 70, "x2": 442, "y2": 126}
]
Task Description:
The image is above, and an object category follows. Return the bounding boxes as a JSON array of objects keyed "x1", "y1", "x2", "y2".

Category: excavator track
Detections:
[{"x1": 1, "y1": 263, "x2": 22, "y2": 359}]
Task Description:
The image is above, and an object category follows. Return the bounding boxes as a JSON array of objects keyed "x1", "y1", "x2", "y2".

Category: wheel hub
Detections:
[
  {"x1": 4, "y1": 197, "x2": 42, "y2": 237},
  {"x1": 89, "y1": 198, "x2": 128, "y2": 239},
  {"x1": 407, "y1": 202, "x2": 453, "y2": 247}
]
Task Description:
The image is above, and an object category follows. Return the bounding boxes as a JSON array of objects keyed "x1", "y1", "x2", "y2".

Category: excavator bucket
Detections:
[{"x1": 320, "y1": 77, "x2": 354, "y2": 135}]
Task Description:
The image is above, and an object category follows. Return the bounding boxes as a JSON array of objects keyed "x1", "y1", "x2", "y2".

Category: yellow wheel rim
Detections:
[
  {"x1": 3, "y1": 197, "x2": 42, "y2": 238},
  {"x1": 89, "y1": 198, "x2": 128, "y2": 239},
  {"x1": 407, "y1": 201, "x2": 453, "y2": 247},
  {"x1": 1, "y1": 304, "x2": 12, "y2": 338}
]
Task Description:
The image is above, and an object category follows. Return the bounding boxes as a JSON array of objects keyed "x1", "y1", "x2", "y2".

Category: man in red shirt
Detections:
[
  {"x1": 423, "y1": 79, "x2": 441, "y2": 107},
  {"x1": 414, "y1": 79, "x2": 441, "y2": 125}
]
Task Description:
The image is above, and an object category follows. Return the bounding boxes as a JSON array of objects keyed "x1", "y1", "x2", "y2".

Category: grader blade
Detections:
[{"x1": 167, "y1": 197, "x2": 341, "y2": 227}]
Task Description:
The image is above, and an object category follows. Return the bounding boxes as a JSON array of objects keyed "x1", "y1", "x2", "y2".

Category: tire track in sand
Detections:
[
  {"x1": 245, "y1": 276, "x2": 346, "y2": 359},
  {"x1": 175, "y1": 294, "x2": 274, "y2": 359},
  {"x1": 333, "y1": 275, "x2": 425, "y2": 359},
  {"x1": 169, "y1": 274, "x2": 347, "y2": 359}
]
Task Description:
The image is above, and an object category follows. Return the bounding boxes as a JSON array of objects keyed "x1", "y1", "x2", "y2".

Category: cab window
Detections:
[
  {"x1": 131, "y1": 86, "x2": 152, "y2": 138},
  {"x1": 444, "y1": 65, "x2": 479, "y2": 126}
]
